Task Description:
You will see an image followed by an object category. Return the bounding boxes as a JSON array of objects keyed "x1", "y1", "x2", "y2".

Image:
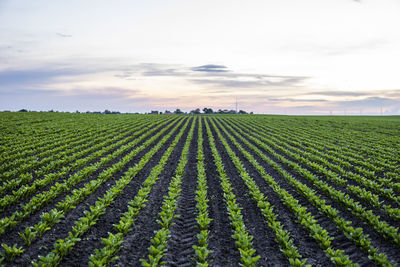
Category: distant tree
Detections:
[
  {"x1": 217, "y1": 109, "x2": 224, "y2": 114},
  {"x1": 174, "y1": 108, "x2": 183, "y2": 114},
  {"x1": 250, "y1": 111, "x2": 254, "y2": 114},
  {"x1": 18, "y1": 109, "x2": 28, "y2": 112},
  {"x1": 104, "y1": 110, "x2": 112, "y2": 114},
  {"x1": 238, "y1": 110, "x2": 247, "y2": 114},
  {"x1": 190, "y1": 108, "x2": 201, "y2": 114},
  {"x1": 203, "y1": 108, "x2": 213, "y2": 114}
]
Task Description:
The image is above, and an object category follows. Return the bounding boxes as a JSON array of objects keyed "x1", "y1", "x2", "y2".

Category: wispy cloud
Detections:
[
  {"x1": 306, "y1": 91, "x2": 367, "y2": 97},
  {"x1": 190, "y1": 76, "x2": 307, "y2": 89},
  {"x1": 324, "y1": 39, "x2": 386, "y2": 56},
  {"x1": 268, "y1": 98, "x2": 327, "y2": 102},
  {"x1": 332, "y1": 96, "x2": 399, "y2": 108},
  {"x1": 303, "y1": 89, "x2": 400, "y2": 98},
  {"x1": 113, "y1": 63, "x2": 309, "y2": 89},
  {"x1": 0, "y1": 68, "x2": 86, "y2": 87},
  {"x1": 56, "y1": 32, "x2": 72, "y2": 38},
  {"x1": 191, "y1": 64, "x2": 228, "y2": 72},
  {"x1": 0, "y1": 88, "x2": 59, "y2": 96},
  {"x1": 63, "y1": 88, "x2": 139, "y2": 98}
]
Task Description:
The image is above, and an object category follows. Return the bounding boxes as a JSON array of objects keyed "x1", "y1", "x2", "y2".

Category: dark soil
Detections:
[{"x1": 164, "y1": 119, "x2": 199, "y2": 266}]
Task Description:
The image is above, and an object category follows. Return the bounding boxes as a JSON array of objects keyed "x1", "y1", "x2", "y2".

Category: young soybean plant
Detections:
[{"x1": 0, "y1": 244, "x2": 24, "y2": 262}]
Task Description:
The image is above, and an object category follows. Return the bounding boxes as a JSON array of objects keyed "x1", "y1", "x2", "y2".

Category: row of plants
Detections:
[
  {"x1": 252, "y1": 119, "x2": 399, "y2": 180},
  {"x1": 0, "y1": 117, "x2": 172, "y2": 211},
  {"x1": 0, "y1": 116, "x2": 94, "y2": 166},
  {"x1": 13, "y1": 117, "x2": 185, "y2": 249},
  {"x1": 0, "y1": 117, "x2": 157, "y2": 198},
  {"x1": 0, "y1": 114, "x2": 136, "y2": 171},
  {"x1": 204, "y1": 119, "x2": 260, "y2": 266},
  {"x1": 31, "y1": 118, "x2": 192, "y2": 266},
  {"x1": 0, "y1": 113, "x2": 131, "y2": 150},
  {"x1": 231, "y1": 118, "x2": 400, "y2": 220},
  {"x1": 192, "y1": 118, "x2": 212, "y2": 266},
  {"x1": 87, "y1": 118, "x2": 192, "y2": 266},
  {"x1": 140, "y1": 117, "x2": 196, "y2": 266},
  {"x1": 243, "y1": 117, "x2": 400, "y2": 194},
  {"x1": 219, "y1": 118, "x2": 393, "y2": 266},
  {"x1": 231, "y1": 119, "x2": 400, "y2": 247},
  {"x1": 255, "y1": 117, "x2": 399, "y2": 171},
  {"x1": 213, "y1": 118, "x2": 360, "y2": 266},
  {"x1": 209, "y1": 119, "x2": 309, "y2": 266},
  {"x1": 0, "y1": 118, "x2": 181, "y2": 235},
  {"x1": 0, "y1": 117, "x2": 135, "y2": 180}
]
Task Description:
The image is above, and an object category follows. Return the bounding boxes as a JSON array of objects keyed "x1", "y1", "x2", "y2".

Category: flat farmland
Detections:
[{"x1": 0, "y1": 112, "x2": 400, "y2": 266}]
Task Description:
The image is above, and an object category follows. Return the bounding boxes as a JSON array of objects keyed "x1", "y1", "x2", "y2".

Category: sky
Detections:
[{"x1": 1, "y1": 0, "x2": 400, "y2": 114}]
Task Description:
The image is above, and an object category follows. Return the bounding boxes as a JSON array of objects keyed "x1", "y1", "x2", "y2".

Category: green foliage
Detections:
[
  {"x1": 1, "y1": 243, "x2": 24, "y2": 261},
  {"x1": 1, "y1": 112, "x2": 399, "y2": 266}
]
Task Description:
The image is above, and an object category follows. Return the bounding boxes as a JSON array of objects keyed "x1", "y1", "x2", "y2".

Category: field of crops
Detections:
[{"x1": 0, "y1": 112, "x2": 400, "y2": 266}]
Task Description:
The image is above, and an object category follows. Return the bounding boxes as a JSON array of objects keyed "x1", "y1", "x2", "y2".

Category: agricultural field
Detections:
[{"x1": 1, "y1": 112, "x2": 400, "y2": 266}]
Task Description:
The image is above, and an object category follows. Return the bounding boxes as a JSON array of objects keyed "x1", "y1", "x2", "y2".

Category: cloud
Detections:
[
  {"x1": 112, "y1": 63, "x2": 310, "y2": 92},
  {"x1": 383, "y1": 90, "x2": 400, "y2": 98},
  {"x1": 333, "y1": 96, "x2": 399, "y2": 107},
  {"x1": 142, "y1": 68, "x2": 187, "y2": 77},
  {"x1": 0, "y1": 68, "x2": 86, "y2": 87},
  {"x1": 114, "y1": 63, "x2": 188, "y2": 79},
  {"x1": 0, "y1": 88, "x2": 59, "y2": 96},
  {"x1": 191, "y1": 64, "x2": 228, "y2": 72},
  {"x1": 0, "y1": 86, "x2": 145, "y2": 112},
  {"x1": 56, "y1": 32, "x2": 72, "y2": 38},
  {"x1": 324, "y1": 39, "x2": 386, "y2": 56},
  {"x1": 302, "y1": 89, "x2": 400, "y2": 99},
  {"x1": 307, "y1": 91, "x2": 368, "y2": 97},
  {"x1": 189, "y1": 66, "x2": 309, "y2": 89},
  {"x1": 191, "y1": 76, "x2": 308, "y2": 89},
  {"x1": 113, "y1": 63, "x2": 309, "y2": 91},
  {"x1": 191, "y1": 79, "x2": 264, "y2": 88},
  {"x1": 114, "y1": 71, "x2": 134, "y2": 79},
  {"x1": 64, "y1": 87, "x2": 139, "y2": 98},
  {"x1": 268, "y1": 98, "x2": 327, "y2": 102}
]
